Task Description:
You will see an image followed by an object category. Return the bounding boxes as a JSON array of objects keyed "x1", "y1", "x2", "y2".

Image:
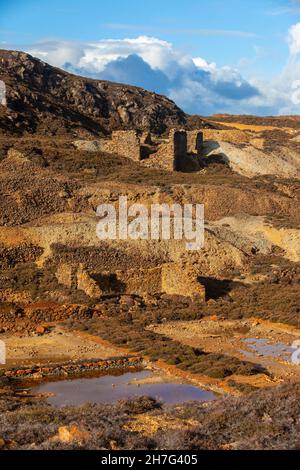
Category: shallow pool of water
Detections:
[
  {"x1": 33, "y1": 370, "x2": 216, "y2": 407},
  {"x1": 241, "y1": 338, "x2": 294, "y2": 361}
]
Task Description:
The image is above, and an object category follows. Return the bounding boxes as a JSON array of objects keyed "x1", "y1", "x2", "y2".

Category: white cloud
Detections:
[
  {"x1": 193, "y1": 57, "x2": 217, "y2": 73},
  {"x1": 28, "y1": 37, "x2": 183, "y2": 77},
  {"x1": 24, "y1": 36, "x2": 260, "y2": 115},
  {"x1": 20, "y1": 25, "x2": 300, "y2": 116},
  {"x1": 288, "y1": 22, "x2": 300, "y2": 55}
]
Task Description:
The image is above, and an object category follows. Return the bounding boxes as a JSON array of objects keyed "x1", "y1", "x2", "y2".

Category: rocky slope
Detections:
[
  {"x1": 0, "y1": 49, "x2": 188, "y2": 136},
  {"x1": 201, "y1": 124, "x2": 300, "y2": 179}
]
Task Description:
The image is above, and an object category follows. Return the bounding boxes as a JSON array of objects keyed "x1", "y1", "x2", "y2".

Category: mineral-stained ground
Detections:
[{"x1": 0, "y1": 49, "x2": 300, "y2": 450}]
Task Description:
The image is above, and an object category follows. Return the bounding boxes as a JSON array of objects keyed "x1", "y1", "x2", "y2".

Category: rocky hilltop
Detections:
[{"x1": 0, "y1": 49, "x2": 187, "y2": 136}]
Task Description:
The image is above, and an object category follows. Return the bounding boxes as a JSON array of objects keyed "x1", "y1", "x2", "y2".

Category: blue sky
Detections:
[{"x1": 1, "y1": 0, "x2": 300, "y2": 115}]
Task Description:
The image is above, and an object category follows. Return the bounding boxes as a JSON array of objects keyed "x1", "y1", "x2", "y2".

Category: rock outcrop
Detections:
[{"x1": 0, "y1": 49, "x2": 186, "y2": 136}]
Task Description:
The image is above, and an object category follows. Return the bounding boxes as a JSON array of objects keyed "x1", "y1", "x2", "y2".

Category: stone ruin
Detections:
[
  {"x1": 70, "y1": 130, "x2": 206, "y2": 300},
  {"x1": 187, "y1": 129, "x2": 204, "y2": 154},
  {"x1": 73, "y1": 128, "x2": 204, "y2": 172},
  {"x1": 102, "y1": 130, "x2": 141, "y2": 162},
  {"x1": 55, "y1": 262, "x2": 205, "y2": 301}
]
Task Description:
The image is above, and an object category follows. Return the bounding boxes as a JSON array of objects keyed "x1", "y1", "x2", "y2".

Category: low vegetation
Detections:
[
  {"x1": 1, "y1": 377, "x2": 299, "y2": 450},
  {"x1": 67, "y1": 316, "x2": 266, "y2": 380}
]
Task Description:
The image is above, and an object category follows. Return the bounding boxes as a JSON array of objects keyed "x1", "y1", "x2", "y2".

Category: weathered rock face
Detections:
[{"x1": 0, "y1": 49, "x2": 186, "y2": 136}]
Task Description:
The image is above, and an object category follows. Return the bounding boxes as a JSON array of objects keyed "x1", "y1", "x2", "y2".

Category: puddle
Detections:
[
  {"x1": 33, "y1": 370, "x2": 216, "y2": 407},
  {"x1": 241, "y1": 338, "x2": 294, "y2": 362}
]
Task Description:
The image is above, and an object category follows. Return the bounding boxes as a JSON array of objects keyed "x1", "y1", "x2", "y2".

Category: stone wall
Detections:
[
  {"x1": 162, "y1": 263, "x2": 206, "y2": 300},
  {"x1": 102, "y1": 130, "x2": 141, "y2": 161},
  {"x1": 107, "y1": 263, "x2": 205, "y2": 299},
  {"x1": 55, "y1": 263, "x2": 102, "y2": 298},
  {"x1": 73, "y1": 130, "x2": 141, "y2": 161},
  {"x1": 73, "y1": 128, "x2": 203, "y2": 171},
  {"x1": 55, "y1": 263, "x2": 76, "y2": 289},
  {"x1": 115, "y1": 266, "x2": 162, "y2": 295},
  {"x1": 153, "y1": 129, "x2": 188, "y2": 171},
  {"x1": 187, "y1": 130, "x2": 203, "y2": 155},
  {"x1": 4, "y1": 357, "x2": 144, "y2": 380},
  {"x1": 55, "y1": 262, "x2": 205, "y2": 300},
  {"x1": 151, "y1": 129, "x2": 202, "y2": 171},
  {"x1": 76, "y1": 264, "x2": 103, "y2": 298}
]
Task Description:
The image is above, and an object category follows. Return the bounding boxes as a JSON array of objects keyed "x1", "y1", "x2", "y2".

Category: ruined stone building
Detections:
[
  {"x1": 71, "y1": 128, "x2": 206, "y2": 300},
  {"x1": 55, "y1": 262, "x2": 206, "y2": 301},
  {"x1": 74, "y1": 128, "x2": 204, "y2": 172}
]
